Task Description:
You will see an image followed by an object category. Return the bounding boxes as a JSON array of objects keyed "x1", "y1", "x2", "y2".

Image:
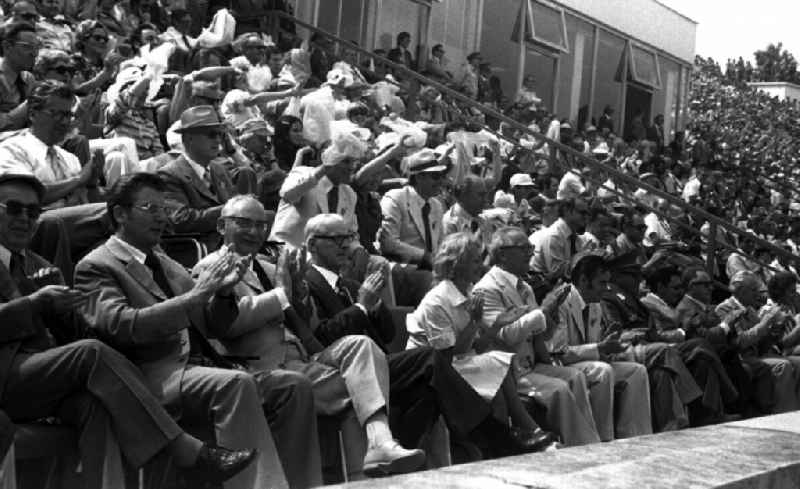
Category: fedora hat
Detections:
[{"x1": 175, "y1": 105, "x2": 224, "y2": 134}]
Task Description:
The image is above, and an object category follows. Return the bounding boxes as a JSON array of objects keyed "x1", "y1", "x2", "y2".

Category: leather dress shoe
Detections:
[
  {"x1": 511, "y1": 428, "x2": 559, "y2": 453},
  {"x1": 189, "y1": 445, "x2": 258, "y2": 484},
  {"x1": 363, "y1": 440, "x2": 426, "y2": 477}
]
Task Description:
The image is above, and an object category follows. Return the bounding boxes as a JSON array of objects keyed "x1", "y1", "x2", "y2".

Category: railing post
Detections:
[{"x1": 706, "y1": 222, "x2": 717, "y2": 276}]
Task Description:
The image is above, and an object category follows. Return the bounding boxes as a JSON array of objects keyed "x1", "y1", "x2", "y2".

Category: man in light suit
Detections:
[
  {"x1": 549, "y1": 252, "x2": 652, "y2": 440},
  {"x1": 195, "y1": 195, "x2": 426, "y2": 478},
  {"x1": 270, "y1": 138, "x2": 362, "y2": 248},
  {"x1": 714, "y1": 271, "x2": 798, "y2": 414},
  {"x1": 74, "y1": 173, "x2": 292, "y2": 489},
  {"x1": 473, "y1": 227, "x2": 601, "y2": 446},
  {"x1": 0, "y1": 173, "x2": 256, "y2": 488},
  {"x1": 378, "y1": 148, "x2": 446, "y2": 269},
  {"x1": 530, "y1": 198, "x2": 589, "y2": 284},
  {"x1": 159, "y1": 105, "x2": 237, "y2": 256}
]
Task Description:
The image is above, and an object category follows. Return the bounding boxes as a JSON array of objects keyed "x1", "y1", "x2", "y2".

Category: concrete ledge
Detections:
[{"x1": 326, "y1": 412, "x2": 800, "y2": 489}]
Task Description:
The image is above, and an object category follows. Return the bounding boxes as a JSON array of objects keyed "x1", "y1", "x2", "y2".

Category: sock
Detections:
[
  {"x1": 168, "y1": 433, "x2": 205, "y2": 467},
  {"x1": 365, "y1": 412, "x2": 393, "y2": 448}
]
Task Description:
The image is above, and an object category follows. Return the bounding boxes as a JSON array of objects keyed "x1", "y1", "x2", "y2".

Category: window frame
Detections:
[
  {"x1": 628, "y1": 41, "x2": 662, "y2": 89},
  {"x1": 528, "y1": 0, "x2": 569, "y2": 54}
]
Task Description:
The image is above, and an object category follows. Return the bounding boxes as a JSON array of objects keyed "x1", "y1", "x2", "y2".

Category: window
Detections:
[
  {"x1": 629, "y1": 44, "x2": 661, "y2": 89},
  {"x1": 511, "y1": 0, "x2": 568, "y2": 53}
]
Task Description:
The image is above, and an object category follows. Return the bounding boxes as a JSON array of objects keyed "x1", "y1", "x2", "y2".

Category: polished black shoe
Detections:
[
  {"x1": 190, "y1": 445, "x2": 258, "y2": 484},
  {"x1": 511, "y1": 428, "x2": 559, "y2": 453}
]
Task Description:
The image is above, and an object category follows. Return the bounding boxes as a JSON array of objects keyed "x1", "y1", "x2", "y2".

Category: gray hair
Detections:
[
  {"x1": 432, "y1": 232, "x2": 481, "y2": 282},
  {"x1": 487, "y1": 226, "x2": 527, "y2": 265},
  {"x1": 304, "y1": 213, "x2": 347, "y2": 243},
  {"x1": 221, "y1": 194, "x2": 263, "y2": 217}
]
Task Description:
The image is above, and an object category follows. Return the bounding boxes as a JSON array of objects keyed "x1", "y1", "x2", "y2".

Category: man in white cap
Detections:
[{"x1": 378, "y1": 148, "x2": 447, "y2": 269}]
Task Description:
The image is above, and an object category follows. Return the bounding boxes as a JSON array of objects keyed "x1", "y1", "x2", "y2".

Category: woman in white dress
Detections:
[{"x1": 407, "y1": 232, "x2": 558, "y2": 450}]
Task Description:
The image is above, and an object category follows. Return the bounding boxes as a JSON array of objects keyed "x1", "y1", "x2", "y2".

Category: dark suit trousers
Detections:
[
  {"x1": 674, "y1": 339, "x2": 739, "y2": 425},
  {"x1": 0, "y1": 340, "x2": 182, "y2": 487},
  {"x1": 387, "y1": 347, "x2": 490, "y2": 448}
]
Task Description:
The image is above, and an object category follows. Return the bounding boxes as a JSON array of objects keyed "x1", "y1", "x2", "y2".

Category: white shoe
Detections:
[{"x1": 363, "y1": 440, "x2": 425, "y2": 477}]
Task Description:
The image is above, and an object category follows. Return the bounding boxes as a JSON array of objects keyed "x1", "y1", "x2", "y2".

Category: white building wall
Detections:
[{"x1": 555, "y1": 0, "x2": 696, "y2": 63}]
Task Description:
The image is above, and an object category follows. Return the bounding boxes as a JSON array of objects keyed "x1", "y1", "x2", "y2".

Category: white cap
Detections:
[{"x1": 509, "y1": 173, "x2": 535, "y2": 188}]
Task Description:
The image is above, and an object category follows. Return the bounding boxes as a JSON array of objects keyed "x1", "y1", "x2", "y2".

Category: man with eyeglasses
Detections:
[
  {"x1": 159, "y1": 105, "x2": 238, "y2": 261},
  {"x1": 473, "y1": 227, "x2": 601, "y2": 447},
  {"x1": 194, "y1": 196, "x2": 429, "y2": 480},
  {"x1": 75, "y1": 172, "x2": 292, "y2": 489},
  {"x1": 0, "y1": 172, "x2": 260, "y2": 489},
  {"x1": 303, "y1": 213, "x2": 519, "y2": 467},
  {"x1": 0, "y1": 21, "x2": 39, "y2": 131}
]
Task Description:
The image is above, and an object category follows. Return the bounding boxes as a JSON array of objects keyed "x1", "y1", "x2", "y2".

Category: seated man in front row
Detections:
[
  {"x1": 193, "y1": 195, "x2": 426, "y2": 478},
  {"x1": 74, "y1": 173, "x2": 306, "y2": 489},
  {"x1": 0, "y1": 172, "x2": 256, "y2": 489},
  {"x1": 548, "y1": 252, "x2": 653, "y2": 440}
]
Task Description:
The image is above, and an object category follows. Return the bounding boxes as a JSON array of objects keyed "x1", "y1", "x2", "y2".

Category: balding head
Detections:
[
  {"x1": 305, "y1": 213, "x2": 353, "y2": 271},
  {"x1": 217, "y1": 195, "x2": 271, "y2": 255}
]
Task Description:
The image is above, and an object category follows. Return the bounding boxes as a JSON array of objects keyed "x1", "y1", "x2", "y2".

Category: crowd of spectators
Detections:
[{"x1": 0, "y1": 2, "x2": 800, "y2": 489}]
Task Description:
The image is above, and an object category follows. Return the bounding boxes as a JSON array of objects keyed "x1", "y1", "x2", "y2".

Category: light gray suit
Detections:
[
  {"x1": 378, "y1": 186, "x2": 444, "y2": 264},
  {"x1": 473, "y1": 266, "x2": 601, "y2": 446},
  {"x1": 74, "y1": 237, "x2": 289, "y2": 489},
  {"x1": 194, "y1": 249, "x2": 393, "y2": 478}
]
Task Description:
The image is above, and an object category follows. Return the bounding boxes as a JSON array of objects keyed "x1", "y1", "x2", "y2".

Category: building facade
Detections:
[
  {"x1": 747, "y1": 82, "x2": 800, "y2": 103},
  {"x1": 289, "y1": 0, "x2": 696, "y2": 140}
]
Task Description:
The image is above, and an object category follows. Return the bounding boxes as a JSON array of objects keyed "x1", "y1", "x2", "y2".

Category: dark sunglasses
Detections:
[
  {"x1": 18, "y1": 12, "x2": 38, "y2": 20},
  {"x1": 0, "y1": 200, "x2": 42, "y2": 220},
  {"x1": 51, "y1": 66, "x2": 76, "y2": 75},
  {"x1": 91, "y1": 34, "x2": 109, "y2": 43}
]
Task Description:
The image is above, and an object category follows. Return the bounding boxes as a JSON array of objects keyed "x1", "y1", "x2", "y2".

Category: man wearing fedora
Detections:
[{"x1": 159, "y1": 105, "x2": 237, "y2": 260}]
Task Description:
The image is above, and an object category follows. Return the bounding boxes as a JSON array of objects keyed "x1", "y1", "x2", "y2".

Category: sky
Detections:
[{"x1": 658, "y1": 0, "x2": 800, "y2": 65}]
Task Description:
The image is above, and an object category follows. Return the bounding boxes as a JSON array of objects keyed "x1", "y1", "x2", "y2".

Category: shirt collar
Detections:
[
  {"x1": 553, "y1": 217, "x2": 572, "y2": 238},
  {"x1": 440, "y1": 279, "x2": 469, "y2": 308},
  {"x1": 318, "y1": 176, "x2": 334, "y2": 194},
  {"x1": 683, "y1": 294, "x2": 708, "y2": 310},
  {"x1": 109, "y1": 235, "x2": 147, "y2": 265},
  {"x1": 407, "y1": 185, "x2": 427, "y2": 206},
  {"x1": 184, "y1": 154, "x2": 207, "y2": 180},
  {"x1": 0, "y1": 243, "x2": 11, "y2": 269},
  {"x1": 492, "y1": 266, "x2": 519, "y2": 289},
  {"x1": 312, "y1": 264, "x2": 340, "y2": 290}
]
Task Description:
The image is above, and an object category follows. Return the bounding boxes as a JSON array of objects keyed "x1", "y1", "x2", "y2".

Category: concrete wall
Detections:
[{"x1": 555, "y1": 0, "x2": 697, "y2": 63}]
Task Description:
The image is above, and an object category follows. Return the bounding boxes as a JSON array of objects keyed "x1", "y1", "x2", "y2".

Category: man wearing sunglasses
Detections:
[
  {"x1": 0, "y1": 21, "x2": 39, "y2": 132},
  {"x1": 0, "y1": 172, "x2": 259, "y2": 489}
]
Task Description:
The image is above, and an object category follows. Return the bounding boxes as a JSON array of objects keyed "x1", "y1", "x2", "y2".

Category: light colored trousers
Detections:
[{"x1": 571, "y1": 361, "x2": 653, "y2": 441}]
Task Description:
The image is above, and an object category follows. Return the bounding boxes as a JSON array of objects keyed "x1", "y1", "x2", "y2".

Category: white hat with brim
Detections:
[
  {"x1": 405, "y1": 148, "x2": 448, "y2": 175},
  {"x1": 509, "y1": 173, "x2": 535, "y2": 188}
]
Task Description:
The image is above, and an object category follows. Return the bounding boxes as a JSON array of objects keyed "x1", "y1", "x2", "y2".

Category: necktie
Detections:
[
  {"x1": 202, "y1": 169, "x2": 216, "y2": 197},
  {"x1": 581, "y1": 305, "x2": 590, "y2": 330},
  {"x1": 144, "y1": 253, "x2": 174, "y2": 298},
  {"x1": 327, "y1": 186, "x2": 339, "y2": 214},
  {"x1": 470, "y1": 219, "x2": 480, "y2": 234},
  {"x1": 569, "y1": 233, "x2": 578, "y2": 256},
  {"x1": 47, "y1": 147, "x2": 70, "y2": 181},
  {"x1": 9, "y1": 252, "x2": 37, "y2": 296},
  {"x1": 14, "y1": 74, "x2": 27, "y2": 103},
  {"x1": 335, "y1": 278, "x2": 354, "y2": 306},
  {"x1": 421, "y1": 201, "x2": 433, "y2": 252},
  {"x1": 516, "y1": 278, "x2": 529, "y2": 302},
  {"x1": 252, "y1": 259, "x2": 273, "y2": 291}
]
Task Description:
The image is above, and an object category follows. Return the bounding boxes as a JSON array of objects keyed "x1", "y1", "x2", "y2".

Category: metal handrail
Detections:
[{"x1": 255, "y1": 9, "x2": 798, "y2": 272}]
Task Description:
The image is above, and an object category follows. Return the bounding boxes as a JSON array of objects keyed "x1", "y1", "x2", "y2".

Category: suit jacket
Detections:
[
  {"x1": 302, "y1": 265, "x2": 394, "y2": 352},
  {"x1": 270, "y1": 166, "x2": 358, "y2": 248},
  {"x1": 714, "y1": 296, "x2": 769, "y2": 358},
  {"x1": 159, "y1": 155, "x2": 233, "y2": 248},
  {"x1": 472, "y1": 266, "x2": 549, "y2": 374},
  {"x1": 675, "y1": 294, "x2": 733, "y2": 347},
  {"x1": 192, "y1": 248, "x2": 291, "y2": 371},
  {"x1": 550, "y1": 285, "x2": 605, "y2": 364},
  {"x1": 530, "y1": 218, "x2": 576, "y2": 281},
  {"x1": 387, "y1": 47, "x2": 415, "y2": 70},
  {"x1": 74, "y1": 237, "x2": 238, "y2": 408},
  {"x1": 0, "y1": 250, "x2": 68, "y2": 402},
  {"x1": 378, "y1": 186, "x2": 444, "y2": 264}
]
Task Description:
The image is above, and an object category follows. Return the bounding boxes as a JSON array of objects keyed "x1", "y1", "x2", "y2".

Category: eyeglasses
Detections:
[
  {"x1": 313, "y1": 234, "x2": 354, "y2": 247},
  {"x1": 17, "y1": 13, "x2": 38, "y2": 21},
  {"x1": 50, "y1": 66, "x2": 76, "y2": 76},
  {"x1": 500, "y1": 244, "x2": 534, "y2": 255},
  {"x1": 0, "y1": 200, "x2": 42, "y2": 220},
  {"x1": 91, "y1": 35, "x2": 109, "y2": 43},
  {"x1": 15, "y1": 41, "x2": 40, "y2": 52},
  {"x1": 130, "y1": 203, "x2": 170, "y2": 215},
  {"x1": 40, "y1": 108, "x2": 74, "y2": 122},
  {"x1": 224, "y1": 216, "x2": 269, "y2": 231}
]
